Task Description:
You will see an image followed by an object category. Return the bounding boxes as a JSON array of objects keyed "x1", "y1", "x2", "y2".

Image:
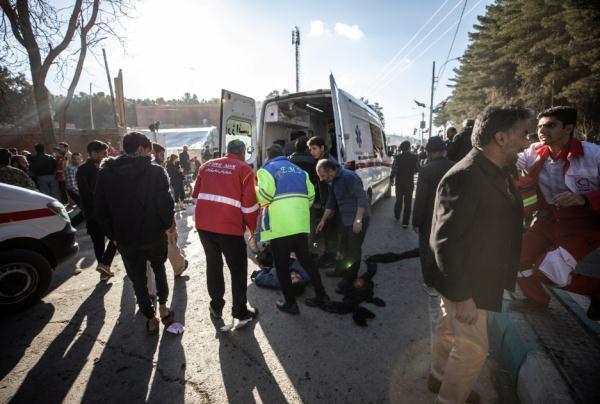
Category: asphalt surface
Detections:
[{"x1": 0, "y1": 194, "x2": 499, "y2": 403}]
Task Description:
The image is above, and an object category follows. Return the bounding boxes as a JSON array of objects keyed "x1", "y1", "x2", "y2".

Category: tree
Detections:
[
  {"x1": 266, "y1": 89, "x2": 290, "y2": 99},
  {"x1": 445, "y1": 0, "x2": 600, "y2": 141},
  {"x1": 360, "y1": 97, "x2": 385, "y2": 128},
  {"x1": 0, "y1": 0, "x2": 130, "y2": 144},
  {"x1": 0, "y1": 65, "x2": 35, "y2": 125}
]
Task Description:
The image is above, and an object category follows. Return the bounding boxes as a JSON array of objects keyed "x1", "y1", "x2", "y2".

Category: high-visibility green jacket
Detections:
[{"x1": 256, "y1": 156, "x2": 314, "y2": 241}]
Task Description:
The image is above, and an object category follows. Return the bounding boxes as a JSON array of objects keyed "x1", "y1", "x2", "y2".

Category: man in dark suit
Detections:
[
  {"x1": 447, "y1": 119, "x2": 474, "y2": 162},
  {"x1": 428, "y1": 106, "x2": 530, "y2": 403},
  {"x1": 412, "y1": 136, "x2": 454, "y2": 296}
]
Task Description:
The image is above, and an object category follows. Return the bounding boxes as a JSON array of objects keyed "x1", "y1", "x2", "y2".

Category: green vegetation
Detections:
[{"x1": 443, "y1": 0, "x2": 600, "y2": 141}]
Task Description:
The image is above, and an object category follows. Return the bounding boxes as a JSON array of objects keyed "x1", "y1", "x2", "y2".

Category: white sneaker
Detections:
[{"x1": 422, "y1": 283, "x2": 438, "y2": 297}]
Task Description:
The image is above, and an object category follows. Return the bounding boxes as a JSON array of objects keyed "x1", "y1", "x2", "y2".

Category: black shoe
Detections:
[
  {"x1": 509, "y1": 298, "x2": 547, "y2": 313},
  {"x1": 276, "y1": 300, "x2": 299, "y2": 315},
  {"x1": 305, "y1": 294, "x2": 332, "y2": 310},
  {"x1": 587, "y1": 298, "x2": 600, "y2": 321}
]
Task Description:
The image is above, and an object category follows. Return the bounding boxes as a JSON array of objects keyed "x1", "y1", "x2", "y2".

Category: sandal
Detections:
[
  {"x1": 160, "y1": 309, "x2": 175, "y2": 326},
  {"x1": 146, "y1": 318, "x2": 159, "y2": 335}
]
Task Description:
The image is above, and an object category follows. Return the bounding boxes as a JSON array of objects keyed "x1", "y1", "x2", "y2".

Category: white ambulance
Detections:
[
  {"x1": 0, "y1": 183, "x2": 78, "y2": 314},
  {"x1": 219, "y1": 74, "x2": 392, "y2": 204}
]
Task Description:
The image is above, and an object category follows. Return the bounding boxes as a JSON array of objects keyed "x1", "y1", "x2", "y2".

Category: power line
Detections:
[
  {"x1": 370, "y1": 0, "x2": 484, "y2": 97},
  {"x1": 364, "y1": 0, "x2": 466, "y2": 95},
  {"x1": 437, "y1": 0, "x2": 468, "y2": 86},
  {"x1": 361, "y1": 0, "x2": 452, "y2": 94}
]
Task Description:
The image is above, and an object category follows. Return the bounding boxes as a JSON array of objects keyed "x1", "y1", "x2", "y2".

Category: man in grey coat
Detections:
[{"x1": 428, "y1": 106, "x2": 530, "y2": 403}]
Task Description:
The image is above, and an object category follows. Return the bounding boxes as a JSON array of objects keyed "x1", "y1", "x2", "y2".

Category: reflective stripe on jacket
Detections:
[
  {"x1": 256, "y1": 156, "x2": 314, "y2": 241},
  {"x1": 192, "y1": 154, "x2": 259, "y2": 236}
]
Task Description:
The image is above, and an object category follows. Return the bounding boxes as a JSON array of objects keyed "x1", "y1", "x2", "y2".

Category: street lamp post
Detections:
[{"x1": 428, "y1": 57, "x2": 461, "y2": 138}]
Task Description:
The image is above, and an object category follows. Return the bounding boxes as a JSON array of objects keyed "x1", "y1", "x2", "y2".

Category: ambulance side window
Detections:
[
  {"x1": 370, "y1": 123, "x2": 384, "y2": 159},
  {"x1": 226, "y1": 118, "x2": 254, "y2": 154}
]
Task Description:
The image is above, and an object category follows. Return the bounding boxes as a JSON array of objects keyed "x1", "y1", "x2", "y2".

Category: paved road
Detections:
[{"x1": 0, "y1": 195, "x2": 498, "y2": 403}]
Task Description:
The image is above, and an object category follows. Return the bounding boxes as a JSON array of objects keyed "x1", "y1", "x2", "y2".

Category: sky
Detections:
[{"x1": 43, "y1": 0, "x2": 493, "y2": 136}]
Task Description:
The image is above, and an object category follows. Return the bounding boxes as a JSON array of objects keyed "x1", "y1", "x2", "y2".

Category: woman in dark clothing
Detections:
[{"x1": 166, "y1": 154, "x2": 185, "y2": 210}]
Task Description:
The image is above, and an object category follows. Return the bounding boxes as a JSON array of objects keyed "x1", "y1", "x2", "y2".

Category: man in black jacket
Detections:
[
  {"x1": 391, "y1": 141, "x2": 419, "y2": 227},
  {"x1": 95, "y1": 132, "x2": 176, "y2": 335},
  {"x1": 428, "y1": 106, "x2": 530, "y2": 403},
  {"x1": 446, "y1": 119, "x2": 474, "y2": 162},
  {"x1": 412, "y1": 136, "x2": 454, "y2": 296},
  {"x1": 76, "y1": 140, "x2": 116, "y2": 279},
  {"x1": 28, "y1": 143, "x2": 59, "y2": 199}
]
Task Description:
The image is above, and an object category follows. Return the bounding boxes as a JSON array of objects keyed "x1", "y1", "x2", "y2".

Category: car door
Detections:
[{"x1": 219, "y1": 89, "x2": 257, "y2": 165}]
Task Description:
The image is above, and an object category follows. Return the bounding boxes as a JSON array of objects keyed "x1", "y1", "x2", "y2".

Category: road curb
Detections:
[{"x1": 488, "y1": 299, "x2": 575, "y2": 404}]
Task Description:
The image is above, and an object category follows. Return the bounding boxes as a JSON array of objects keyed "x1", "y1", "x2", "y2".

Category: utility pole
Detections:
[
  {"x1": 102, "y1": 48, "x2": 118, "y2": 128},
  {"x1": 292, "y1": 26, "x2": 300, "y2": 92},
  {"x1": 429, "y1": 61, "x2": 435, "y2": 139},
  {"x1": 89, "y1": 82, "x2": 95, "y2": 129}
]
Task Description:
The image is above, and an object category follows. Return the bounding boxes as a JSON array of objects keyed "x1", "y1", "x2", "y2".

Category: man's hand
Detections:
[
  {"x1": 316, "y1": 220, "x2": 326, "y2": 234},
  {"x1": 455, "y1": 298, "x2": 478, "y2": 325},
  {"x1": 166, "y1": 221, "x2": 176, "y2": 234},
  {"x1": 352, "y1": 220, "x2": 363, "y2": 234},
  {"x1": 552, "y1": 191, "x2": 585, "y2": 207}
]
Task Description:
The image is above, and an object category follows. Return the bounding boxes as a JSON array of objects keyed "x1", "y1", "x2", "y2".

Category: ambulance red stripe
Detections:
[{"x1": 0, "y1": 208, "x2": 55, "y2": 224}]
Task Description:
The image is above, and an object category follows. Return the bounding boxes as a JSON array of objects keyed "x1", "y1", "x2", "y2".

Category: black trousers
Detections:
[
  {"x1": 270, "y1": 233, "x2": 326, "y2": 304},
  {"x1": 198, "y1": 230, "x2": 248, "y2": 318},
  {"x1": 394, "y1": 184, "x2": 413, "y2": 225},
  {"x1": 172, "y1": 183, "x2": 185, "y2": 203},
  {"x1": 118, "y1": 236, "x2": 169, "y2": 318},
  {"x1": 87, "y1": 218, "x2": 117, "y2": 266},
  {"x1": 335, "y1": 217, "x2": 370, "y2": 282},
  {"x1": 418, "y1": 225, "x2": 437, "y2": 287}
]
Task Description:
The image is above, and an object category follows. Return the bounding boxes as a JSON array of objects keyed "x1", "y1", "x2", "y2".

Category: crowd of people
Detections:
[{"x1": 1, "y1": 104, "x2": 598, "y2": 403}]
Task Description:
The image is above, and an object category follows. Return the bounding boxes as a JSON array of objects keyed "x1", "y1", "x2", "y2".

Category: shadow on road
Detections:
[
  {"x1": 147, "y1": 275, "x2": 190, "y2": 403},
  {"x1": 0, "y1": 302, "x2": 55, "y2": 381},
  {"x1": 9, "y1": 283, "x2": 112, "y2": 403},
  {"x1": 80, "y1": 277, "x2": 158, "y2": 403},
  {"x1": 218, "y1": 319, "x2": 288, "y2": 403}
]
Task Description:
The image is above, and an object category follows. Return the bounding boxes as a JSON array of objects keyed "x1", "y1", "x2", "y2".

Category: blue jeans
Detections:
[{"x1": 37, "y1": 175, "x2": 59, "y2": 200}]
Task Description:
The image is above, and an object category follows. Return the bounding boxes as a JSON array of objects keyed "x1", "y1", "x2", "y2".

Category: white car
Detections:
[{"x1": 0, "y1": 183, "x2": 78, "y2": 314}]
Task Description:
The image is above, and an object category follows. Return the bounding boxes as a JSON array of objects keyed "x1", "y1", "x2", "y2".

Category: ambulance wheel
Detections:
[{"x1": 0, "y1": 249, "x2": 52, "y2": 315}]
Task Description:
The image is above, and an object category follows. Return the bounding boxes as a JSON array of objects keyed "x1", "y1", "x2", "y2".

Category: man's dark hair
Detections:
[
  {"x1": 34, "y1": 143, "x2": 44, "y2": 153},
  {"x1": 316, "y1": 158, "x2": 338, "y2": 172},
  {"x1": 307, "y1": 136, "x2": 326, "y2": 149},
  {"x1": 446, "y1": 127, "x2": 457, "y2": 135},
  {"x1": 10, "y1": 155, "x2": 22, "y2": 167},
  {"x1": 9, "y1": 148, "x2": 17, "y2": 155},
  {"x1": 122, "y1": 132, "x2": 151, "y2": 154},
  {"x1": 295, "y1": 135, "x2": 309, "y2": 153},
  {"x1": 399, "y1": 140, "x2": 411, "y2": 152},
  {"x1": 87, "y1": 140, "x2": 109, "y2": 155},
  {"x1": 472, "y1": 106, "x2": 532, "y2": 148},
  {"x1": 0, "y1": 148, "x2": 10, "y2": 165},
  {"x1": 71, "y1": 152, "x2": 82, "y2": 158},
  {"x1": 537, "y1": 106, "x2": 577, "y2": 129},
  {"x1": 291, "y1": 131, "x2": 306, "y2": 141},
  {"x1": 267, "y1": 144, "x2": 284, "y2": 159},
  {"x1": 58, "y1": 142, "x2": 69, "y2": 149}
]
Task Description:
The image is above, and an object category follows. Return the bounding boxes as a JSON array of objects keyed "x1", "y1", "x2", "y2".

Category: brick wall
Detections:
[
  {"x1": 135, "y1": 104, "x2": 221, "y2": 129},
  {"x1": 0, "y1": 127, "x2": 122, "y2": 154}
]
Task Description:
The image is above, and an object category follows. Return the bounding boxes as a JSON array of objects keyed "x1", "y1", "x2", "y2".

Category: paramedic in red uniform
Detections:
[
  {"x1": 192, "y1": 139, "x2": 260, "y2": 325},
  {"x1": 511, "y1": 106, "x2": 600, "y2": 320}
]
